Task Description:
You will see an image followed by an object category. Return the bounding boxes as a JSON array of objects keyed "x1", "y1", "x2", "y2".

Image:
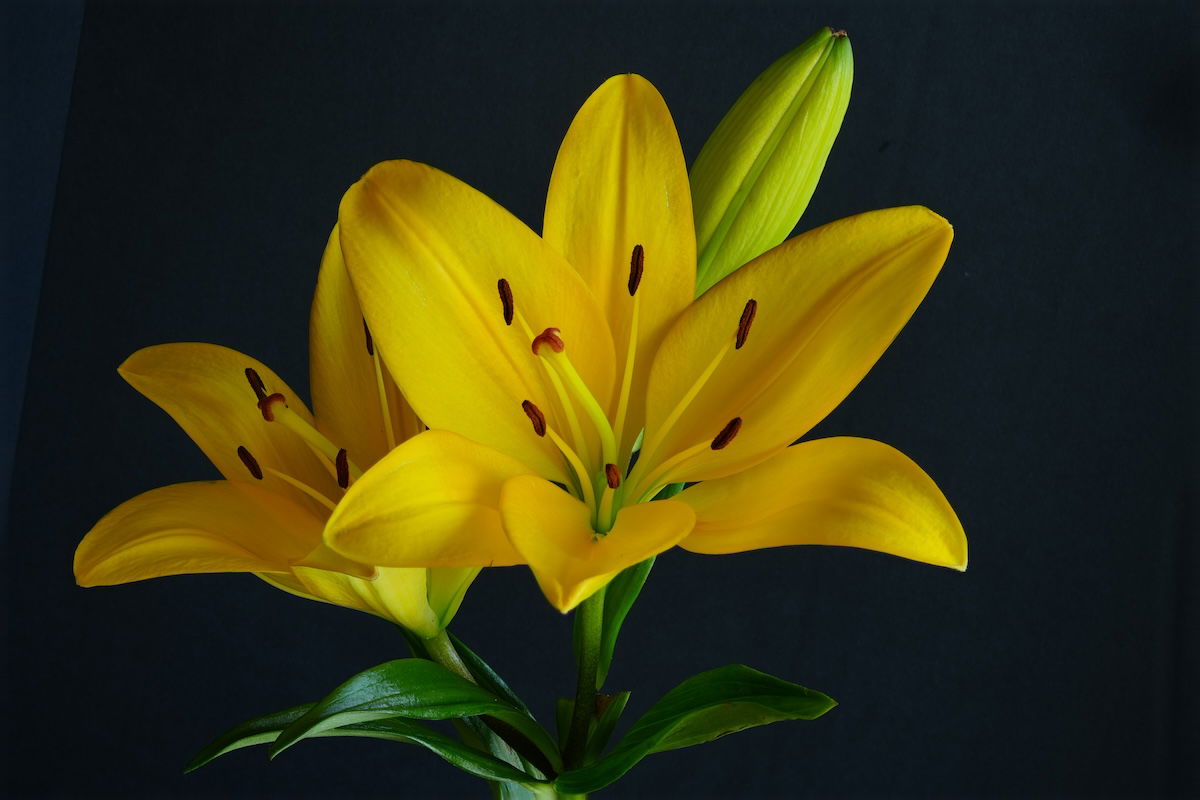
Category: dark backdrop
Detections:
[{"x1": 4, "y1": 1, "x2": 1196, "y2": 797}]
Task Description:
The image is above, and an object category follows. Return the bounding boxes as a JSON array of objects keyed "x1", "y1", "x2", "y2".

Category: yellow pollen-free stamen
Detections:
[
  {"x1": 611, "y1": 290, "x2": 641, "y2": 460},
  {"x1": 545, "y1": 425, "x2": 596, "y2": 510},
  {"x1": 263, "y1": 466, "x2": 337, "y2": 512},
  {"x1": 371, "y1": 344, "x2": 397, "y2": 451},
  {"x1": 596, "y1": 485, "x2": 617, "y2": 535},
  {"x1": 636, "y1": 338, "x2": 734, "y2": 480}
]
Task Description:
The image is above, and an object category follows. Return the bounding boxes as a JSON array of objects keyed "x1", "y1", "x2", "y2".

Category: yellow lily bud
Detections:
[{"x1": 691, "y1": 27, "x2": 853, "y2": 295}]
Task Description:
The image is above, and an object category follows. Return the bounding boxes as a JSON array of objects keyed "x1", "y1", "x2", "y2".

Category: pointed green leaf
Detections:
[
  {"x1": 185, "y1": 703, "x2": 540, "y2": 785},
  {"x1": 450, "y1": 632, "x2": 532, "y2": 715},
  {"x1": 595, "y1": 557, "x2": 655, "y2": 688},
  {"x1": 269, "y1": 659, "x2": 561, "y2": 773},
  {"x1": 554, "y1": 665, "x2": 835, "y2": 794},
  {"x1": 691, "y1": 27, "x2": 854, "y2": 295},
  {"x1": 584, "y1": 691, "x2": 631, "y2": 762}
]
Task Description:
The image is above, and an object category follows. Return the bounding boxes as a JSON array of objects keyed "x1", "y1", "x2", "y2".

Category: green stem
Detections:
[
  {"x1": 424, "y1": 629, "x2": 475, "y2": 683},
  {"x1": 564, "y1": 588, "x2": 605, "y2": 769}
]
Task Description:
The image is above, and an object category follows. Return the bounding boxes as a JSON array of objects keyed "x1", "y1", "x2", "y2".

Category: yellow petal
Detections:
[
  {"x1": 325, "y1": 430, "x2": 532, "y2": 568},
  {"x1": 678, "y1": 437, "x2": 966, "y2": 569},
  {"x1": 309, "y1": 225, "x2": 422, "y2": 469},
  {"x1": 74, "y1": 480, "x2": 369, "y2": 587},
  {"x1": 261, "y1": 565, "x2": 478, "y2": 637},
  {"x1": 119, "y1": 343, "x2": 337, "y2": 515},
  {"x1": 339, "y1": 160, "x2": 616, "y2": 484},
  {"x1": 292, "y1": 566, "x2": 444, "y2": 638},
  {"x1": 639, "y1": 206, "x2": 953, "y2": 488},
  {"x1": 543, "y1": 75, "x2": 695, "y2": 457},
  {"x1": 692, "y1": 28, "x2": 853, "y2": 295},
  {"x1": 500, "y1": 475, "x2": 695, "y2": 613}
]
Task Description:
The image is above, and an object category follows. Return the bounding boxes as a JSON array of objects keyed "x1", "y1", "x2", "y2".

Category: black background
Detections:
[{"x1": 4, "y1": 1, "x2": 1196, "y2": 797}]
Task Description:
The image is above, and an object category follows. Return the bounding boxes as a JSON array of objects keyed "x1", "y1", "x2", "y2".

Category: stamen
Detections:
[
  {"x1": 371, "y1": 340, "x2": 397, "y2": 450},
  {"x1": 710, "y1": 417, "x2": 743, "y2": 450},
  {"x1": 627, "y1": 245, "x2": 644, "y2": 296},
  {"x1": 532, "y1": 327, "x2": 619, "y2": 468},
  {"x1": 244, "y1": 367, "x2": 268, "y2": 402},
  {"x1": 736, "y1": 299, "x2": 757, "y2": 350},
  {"x1": 497, "y1": 278, "x2": 514, "y2": 326},
  {"x1": 531, "y1": 327, "x2": 564, "y2": 354},
  {"x1": 258, "y1": 392, "x2": 287, "y2": 422},
  {"x1": 264, "y1": 467, "x2": 336, "y2": 512},
  {"x1": 522, "y1": 400, "x2": 547, "y2": 437},
  {"x1": 363, "y1": 319, "x2": 375, "y2": 355},
  {"x1": 336, "y1": 448, "x2": 350, "y2": 489},
  {"x1": 545, "y1": 425, "x2": 597, "y2": 511},
  {"x1": 237, "y1": 445, "x2": 263, "y2": 480},
  {"x1": 605, "y1": 463, "x2": 621, "y2": 489}
]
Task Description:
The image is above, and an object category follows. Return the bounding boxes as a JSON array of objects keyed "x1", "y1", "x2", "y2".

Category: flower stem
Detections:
[
  {"x1": 424, "y1": 629, "x2": 475, "y2": 683},
  {"x1": 564, "y1": 588, "x2": 605, "y2": 769}
]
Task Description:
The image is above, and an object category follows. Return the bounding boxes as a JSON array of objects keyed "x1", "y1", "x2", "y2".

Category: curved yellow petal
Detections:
[
  {"x1": 74, "y1": 480, "x2": 368, "y2": 587},
  {"x1": 325, "y1": 430, "x2": 533, "y2": 568},
  {"x1": 119, "y1": 343, "x2": 337, "y2": 516},
  {"x1": 260, "y1": 565, "x2": 478, "y2": 638},
  {"x1": 544, "y1": 75, "x2": 695, "y2": 457},
  {"x1": 678, "y1": 437, "x2": 966, "y2": 569},
  {"x1": 639, "y1": 206, "x2": 952, "y2": 488},
  {"x1": 500, "y1": 475, "x2": 695, "y2": 613},
  {"x1": 339, "y1": 160, "x2": 616, "y2": 484},
  {"x1": 309, "y1": 225, "x2": 422, "y2": 469}
]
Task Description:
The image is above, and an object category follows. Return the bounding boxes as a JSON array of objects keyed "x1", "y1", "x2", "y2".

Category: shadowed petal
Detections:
[{"x1": 75, "y1": 480, "x2": 371, "y2": 587}]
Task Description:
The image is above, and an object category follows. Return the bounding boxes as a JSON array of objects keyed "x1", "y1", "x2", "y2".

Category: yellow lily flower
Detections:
[
  {"x1": 326, "y1": 74, "x2": 967, "y2": 613},
  {"x1": 74, "y1": 229, "x2": 478, "y2": 638}
]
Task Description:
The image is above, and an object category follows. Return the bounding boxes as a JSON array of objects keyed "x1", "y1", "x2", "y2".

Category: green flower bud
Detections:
[{"x1": 691, "y1": 27, "x2": 853, "y2": 295}]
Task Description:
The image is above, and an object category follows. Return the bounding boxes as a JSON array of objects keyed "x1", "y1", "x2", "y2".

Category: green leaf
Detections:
[
  {"x1": 595, "y1": 557, "x2": 655, "y2": 688},
  {"x1": 691, "y1": 27, "x2": 853, "y2": 295},
  {"x1": 450, "y1": 632, "x2": 532, "y2": 715},
  {"x1": 554, "y1": 665, "x2": 835, "y2": 794},
  {"x1": 269, "y1": 659, "x2": 562, "y2": 774},
  {"x1": 185, "y1": 703, "x2": 539, "y2": 785},
  {"x1": 584, "y1": 691, "x2": 630, "y2": 762}
]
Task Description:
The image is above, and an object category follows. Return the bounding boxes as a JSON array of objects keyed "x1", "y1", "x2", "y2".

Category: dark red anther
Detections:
[
  {"x1": 735, "y1": 299, "x2": 757, "y2": 350},
  {"x1": 628, "y1": 244, "x2": 644, "y2": 296},
  {"x1": 521, "y1": 400, "x2": 547, "y2": 437},
  {"x1": 497, "y1": 278, "x2": 514, "y2": 326},
  {"x1": 710, "y1": 417, "x2": 743, "y2": 450},
  {"x1": 237, "y1": 445, "x2": 263, "y2": 480},
  {"x1": 258, "y1": 392, "x2": 287, "y2": 422},
  {"x1": 605, "y1": 463, "x2": 621, "y2": 489},
  {"x1": 531, "y1": 327, "x2": 564, "y2": 355},
  {"x1": 363, "y1": 319, "x2": 375, "y2": 356},
  {"x1": 244, "y1": 367, "x2": 268, "y2": 402},
  {"x1": 335, "y1": 448, "x2": 350, "y2": 489}
]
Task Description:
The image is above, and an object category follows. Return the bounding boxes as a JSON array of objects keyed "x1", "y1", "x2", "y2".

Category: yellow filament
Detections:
[
  {"x1": 546, "y1": 426, "x2": 597, "y2": 510},
  {"x1": 539, "y1": 348, "x2": 618, "y2": 469},
  {"x1": 596, "y1": 486, "x2": 617, "y2": 534},
  {"x1": 633, "y1": 338, "x2": 733, "y2": 488},
  {"x1": 264, "y1": 466, "x2": 337, "y2": 512},
  {"x1": 631, "y1": 439, "x2": 710, "y2": 503},
  {"x1": 515, "y1": 312, "x2": 592, "y2": 468},
  {"x1": 371, "y1": 347, "x2": 397, "y2": 451},
  {"x1": 273, "y1": 404, "x2": 364, "y2": 480},
  {"x1": 611, "y1": 291, "x2": 641, "y2": 463}
]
